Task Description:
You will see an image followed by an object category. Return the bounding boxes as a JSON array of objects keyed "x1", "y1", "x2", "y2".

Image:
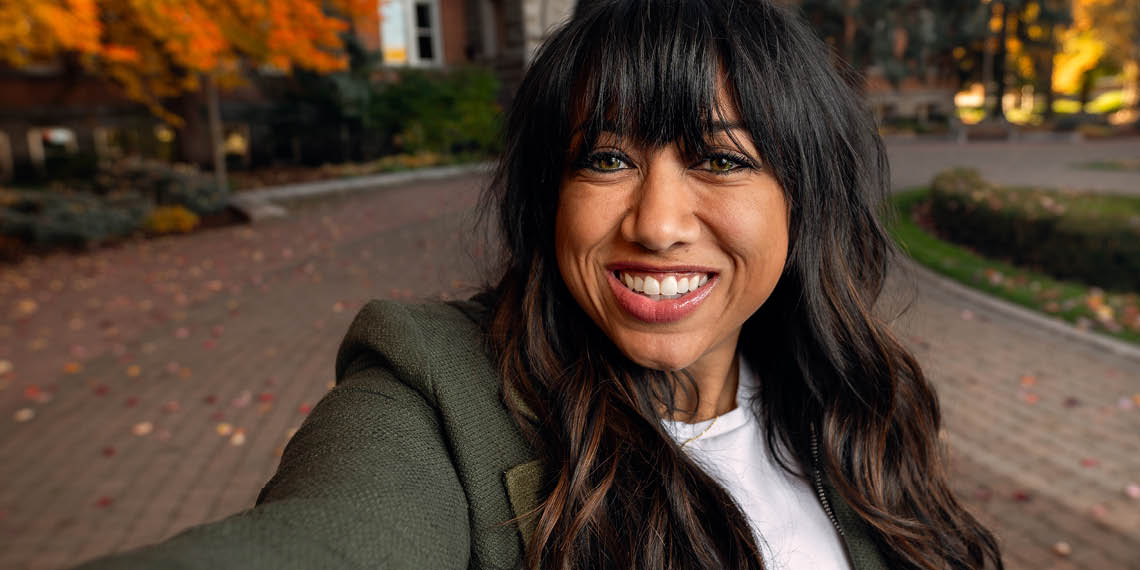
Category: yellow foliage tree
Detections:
[
  {"x1": 0, "y1": 0, "x2": 378, "y2": 123},
  {"x1": 1053, "y1": 29, "x2": 1106, "y2": 95},
  {"x1": 1055, "y1": 0, "x2": 1140, "y2": 108}
]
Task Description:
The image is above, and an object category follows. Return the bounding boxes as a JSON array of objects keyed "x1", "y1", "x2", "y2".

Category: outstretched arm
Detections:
[{"x1": 75, "y1": 361, "x2": 471, "y2": 570}]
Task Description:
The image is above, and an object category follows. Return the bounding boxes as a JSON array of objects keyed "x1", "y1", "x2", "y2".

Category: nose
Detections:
[{"x1": 621, "y1": 158, "x2": 700, "y2": 251}]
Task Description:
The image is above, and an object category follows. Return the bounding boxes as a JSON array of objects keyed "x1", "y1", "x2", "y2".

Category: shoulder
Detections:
[{"x1": 334, "y1": 296, "x2": 502, "y2": 411}]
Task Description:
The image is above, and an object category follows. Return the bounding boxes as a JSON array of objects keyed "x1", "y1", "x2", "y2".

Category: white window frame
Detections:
[{"x1": 406, "y1": 0, "x2": 443, "y2": 67}]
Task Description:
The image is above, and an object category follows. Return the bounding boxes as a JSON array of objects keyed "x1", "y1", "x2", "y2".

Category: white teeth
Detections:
[
  {"x1": 643, "y1": 276, "x2": 661, "y2": 295},
  {"x1": 617, "y1": 271, "x2": 711, "y2": 296}
]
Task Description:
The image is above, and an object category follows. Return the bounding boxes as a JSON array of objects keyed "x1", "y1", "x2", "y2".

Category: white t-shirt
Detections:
[{"x1": 661, "y1": 357, "x2": 852, "y2": 570}]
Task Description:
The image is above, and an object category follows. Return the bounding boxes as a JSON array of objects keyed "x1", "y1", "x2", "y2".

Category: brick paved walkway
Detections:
[
  {"x1": 885, "y1": 269, "x2": 1140, "y2": 570},
  {"x1": 2, "y1": 141, "x2": 1139, "y2": 568}
]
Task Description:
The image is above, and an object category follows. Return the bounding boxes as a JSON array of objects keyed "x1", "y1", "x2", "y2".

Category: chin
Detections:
[{"x1": 613, "y1": 337, "x2": 698, "y2": 372}]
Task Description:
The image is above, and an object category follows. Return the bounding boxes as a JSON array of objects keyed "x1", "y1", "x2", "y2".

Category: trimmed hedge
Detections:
[{"x1": 928, "y1": 168, "x2": 1140, "y2": 291}]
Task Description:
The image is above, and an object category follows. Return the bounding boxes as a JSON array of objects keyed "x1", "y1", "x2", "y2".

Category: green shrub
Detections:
[
  {"x1": 94, "y1": 158, "x2": 229, "y2": 214},
  {"x1": 0, "y1": 188, "x2": 150, "y2": 248},
  {"x1": 368, "y1": 67, "x2": 502, "y2": 156},
  {"x1": 1, "y1": 158, "x2": 227, "y2": 250},
  {"x1": 928, "y1": 168, "x2": 1140, "y2": 291}
]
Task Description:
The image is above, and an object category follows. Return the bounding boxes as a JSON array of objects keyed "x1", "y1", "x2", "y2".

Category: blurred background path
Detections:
[
  {"x1": 887, "y1": 137, "x2": 1140, "y2": 193},
  {"x1": 1, "y1": 139, "x2": 1139, "y2": 569}
]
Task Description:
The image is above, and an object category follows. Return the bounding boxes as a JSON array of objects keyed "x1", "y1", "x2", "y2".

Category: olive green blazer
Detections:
[{"x1": 76, "y1": 299, "x2": 888, "y2": 570}]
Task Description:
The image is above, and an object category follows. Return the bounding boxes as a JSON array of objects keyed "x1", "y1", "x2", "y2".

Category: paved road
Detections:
[
  {"x1": 1, "y1": 139, "x2": 1139, "y2": 569},
  {"x1": 887, "y1": 137, "x2": 1139, "y2": 193}
]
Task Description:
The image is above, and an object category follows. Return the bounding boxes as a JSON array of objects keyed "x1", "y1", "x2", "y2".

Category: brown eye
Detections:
[
  {"x1": 708, "y1": 157, "x2": 738, "y2": 172},
  {"x1": 591, "y1": 154, "x2": 627, "y2": 171},
  {"x1": 696, "y1": 152, "x2": 754, "y2": 175}
]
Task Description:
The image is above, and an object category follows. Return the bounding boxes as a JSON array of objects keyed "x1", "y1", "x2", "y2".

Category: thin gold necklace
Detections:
[{"x1": 679, "y1": 415, "x2": 719, "y2": 449}]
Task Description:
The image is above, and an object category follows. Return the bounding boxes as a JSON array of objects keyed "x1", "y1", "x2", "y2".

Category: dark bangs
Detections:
[{"x1": 565, "y1": 0, "x2": 730, "y2": 164}]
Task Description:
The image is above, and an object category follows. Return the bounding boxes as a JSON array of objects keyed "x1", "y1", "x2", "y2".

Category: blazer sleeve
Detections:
[{"x1": 73, "y1": 355, "x2": 471, "y2": 570}]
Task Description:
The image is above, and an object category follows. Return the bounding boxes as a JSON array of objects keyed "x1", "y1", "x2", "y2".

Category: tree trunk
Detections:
[
  {"x1": 175, "y1": 89, "x2": 210, "y2": 166},
  {"x1": 1078, "y1": 70, "x2": 1094, "y2": 111},
  {"x1": 992, "y1": 2, "x2": 1009, "y2": 121},
  {"x1": 1042, "y1": 24, "x2": 1057, "y2": 120},
  {"x1": 206, "y1": 74, "x2": 228, "y2": 192}
]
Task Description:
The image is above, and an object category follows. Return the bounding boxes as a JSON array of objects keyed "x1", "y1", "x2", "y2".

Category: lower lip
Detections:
[{"x1": 606, "y1": 272, "x2": 718, "y2": 324}]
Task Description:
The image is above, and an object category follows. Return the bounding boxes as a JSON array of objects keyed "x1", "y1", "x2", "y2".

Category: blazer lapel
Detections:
[{"x1": 504, "y1": 459, "x2": 544, "y2": 546}]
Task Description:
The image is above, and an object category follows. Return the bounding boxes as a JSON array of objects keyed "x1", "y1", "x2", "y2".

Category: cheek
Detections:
[
  {"x1": 722, "y1": 193, "x2": 790, "y2": 287},
  {"x1": 554, "y1": 189, "x2": 605, "y2": 294},
  {"x1": 554, "y1": 198, "x2": 584, "y2": 276},
  {"x1": 555, "y1": 186, "x2": 621, "y2": 266}
]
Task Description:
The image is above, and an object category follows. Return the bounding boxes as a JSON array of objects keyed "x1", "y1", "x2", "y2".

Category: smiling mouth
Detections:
[{"x1": 613, "y1": 271, "x2": 713, "y2": 300}]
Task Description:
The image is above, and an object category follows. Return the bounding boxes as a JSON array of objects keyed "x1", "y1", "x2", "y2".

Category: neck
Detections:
[{"x1": 670, "y1": 342, "x2": 741, "y2": 423}]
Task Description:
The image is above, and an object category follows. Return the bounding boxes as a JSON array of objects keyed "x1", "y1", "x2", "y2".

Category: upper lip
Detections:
[{"x1": 606, "y1": 262, "x2": 719, "y2": 274}]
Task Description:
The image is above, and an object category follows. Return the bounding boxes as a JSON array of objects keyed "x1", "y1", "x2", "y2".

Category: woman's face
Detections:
[{"x1": 555, "y1": 97, "x2": 789, "y2": 377}]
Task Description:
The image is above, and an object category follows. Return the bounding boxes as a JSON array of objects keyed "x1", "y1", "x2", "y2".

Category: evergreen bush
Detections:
[
  {"x1": 1, "y1": 158, "x2": 228, "y2": 250},
  {"x1": 0, "y1": 188, "x2": 150, "y2": 248},
  {"x1": 95, "y1": 158, "x2": 229, "y2": 214}
]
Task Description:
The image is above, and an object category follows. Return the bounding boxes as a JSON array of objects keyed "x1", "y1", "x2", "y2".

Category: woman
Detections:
[{"x1": 79, "y1": 1, "x2": 1001, "y2": 569}]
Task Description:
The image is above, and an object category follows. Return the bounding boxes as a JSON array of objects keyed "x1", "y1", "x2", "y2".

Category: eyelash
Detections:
[{"x1": 578, "y1": 149, "x2": 758, "y2": 175}]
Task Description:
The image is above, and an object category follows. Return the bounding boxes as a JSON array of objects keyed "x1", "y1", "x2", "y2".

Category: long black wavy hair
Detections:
[{"x1": 481, "y1": 1, "x2": 1003, "y2": 568}]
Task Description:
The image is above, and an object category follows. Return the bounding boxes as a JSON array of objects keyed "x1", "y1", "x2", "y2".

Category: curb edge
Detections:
[{"x1": 904, "y1": 259, "x2": 1140, "y2": 364}]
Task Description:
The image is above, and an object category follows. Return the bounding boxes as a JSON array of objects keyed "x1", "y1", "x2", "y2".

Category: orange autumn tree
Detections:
[{"x1": 0, "y1": 0, "x2": 378, "y2": 165}]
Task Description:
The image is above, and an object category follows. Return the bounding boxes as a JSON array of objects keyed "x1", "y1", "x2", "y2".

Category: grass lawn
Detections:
[
  {"x1": 888, "y1": 188, "x2": 1140, "y2": 345},
  {"x1": 1074, "y1": 158, "x2": 1140, "y2": 172}
]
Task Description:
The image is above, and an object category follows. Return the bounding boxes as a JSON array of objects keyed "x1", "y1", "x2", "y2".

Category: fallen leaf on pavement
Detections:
[
  {"x1": 232, "y1": 391, "x2": 251, "y2": 408},
  {"x1": 1125, "y1": 483, "x2": 1140, "y2": 500}
]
